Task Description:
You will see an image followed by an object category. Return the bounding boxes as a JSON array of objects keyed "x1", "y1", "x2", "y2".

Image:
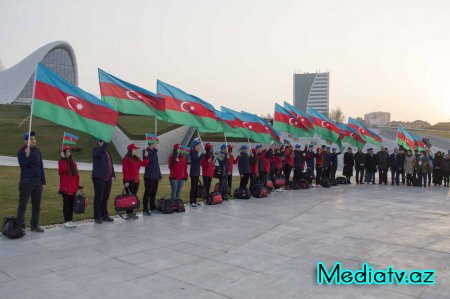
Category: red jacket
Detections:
[
  {"x1": 249, "y1": 151, "x2": 258, "y2": 174},
  {"x1": 201, "y1": 155, "x2": 215, "y2": 177},
  {"x1": 122, "y1": 156, "x2": 148, "y2": 183},
  {"x1": 228, "y1": 154, "x2": 238, "y2": 174},
  {"x1": 169, "y1": 154, "x2": 188, "y2": 180},
  {"x1": 315, "y1": 149, "x2": 325, "y2": 167},
  {"x1": 58, "y1": 159, "x2": 79, "y2": 196},
  {"x1": 284, "y1": 149, "x2": 294, "y2": 167},
  {"x1": 275, "y1": 154, "x2": 283, "y2": 171},
  {"x1": 263, "y1": 153, "x2": 270, "y2": 174}
]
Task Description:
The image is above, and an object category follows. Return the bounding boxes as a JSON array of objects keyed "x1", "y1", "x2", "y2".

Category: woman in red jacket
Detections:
[
  {"x1": 284, "y1": 145, "x2": 294, "y2": 183},
  {"x1": 122, "y1": 144, "x2": 149, "y2": 219},
  {"x1": 227, "y1": 145, "x2": 238, "y2": 196},
  {"x1": 58, "y1": 146, "x2": 80, "y2": 228},
  {"x1": 201, "y1": 143, "x2": 215, "y2": 198},
  {"x1": 168, "y1": 144, "x2": 188, "y2": 199}
]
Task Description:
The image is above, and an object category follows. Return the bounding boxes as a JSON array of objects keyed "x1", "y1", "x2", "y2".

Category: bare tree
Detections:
[{"x1": 329, "y1": 107, "x2": 345, "y2": 124}]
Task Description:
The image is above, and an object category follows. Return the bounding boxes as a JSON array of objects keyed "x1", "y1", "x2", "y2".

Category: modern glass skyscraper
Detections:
[{"x1": 293, "y1": 72, "x2": 329, "y2": 117}]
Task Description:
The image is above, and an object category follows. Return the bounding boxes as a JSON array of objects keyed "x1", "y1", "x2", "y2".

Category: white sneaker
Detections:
[{"x1": 64, "y1": 221, "x2": 76, "y2": 228}]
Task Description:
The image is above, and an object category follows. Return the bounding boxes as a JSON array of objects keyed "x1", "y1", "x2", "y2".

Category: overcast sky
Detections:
[{"x1": 1, "y1": 0, "x2": 449, "y2": 124}]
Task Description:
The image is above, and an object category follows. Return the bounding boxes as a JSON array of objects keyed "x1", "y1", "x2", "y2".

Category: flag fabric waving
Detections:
[
  {"x1": 337, "y1": 124, "x2": 366, "y2": 149},
  {"x1": 63, "y1": 132, "x2": 79, "y2": 145},
  {"x1": 178, "y1": 145, "x2": 190, "y2": 155},
  {"x1": 273, "y1": 103, "x2": 312, "y2": 138},
  {"x1": 307, "y1": 108, "x2": 341, "y2": 144},
  {"x1": 283, "y1": 102, "x2": 315, "y2": 135},
  {"x1": 145, "y1": 133, "x2": 159, "y2": 144},
  {"x1": 198, "y1": 108, "x2": 243, "y2": 138},
  {"x1": 412, "y1": 134, "x2": 427, "y2": 152},
  {"x1": 157, "y1": 80, "x2": 218, "y2": 131},
  {"x1": 396, "y1": 127, "x2": 415, "y2": 151},
  {"x1": 33, "y1": 64, "x2": 118, "y2": 142},
  {"x1": 98, "y1": 69, "x2": 166, "y2": 119},
  {"x1": 348, "y1": 117, "x2": 383, "y2": 147}
]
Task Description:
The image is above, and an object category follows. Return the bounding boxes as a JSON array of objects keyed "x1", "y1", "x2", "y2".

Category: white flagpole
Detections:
[
  {"x1": 224, "y1": 133, "x2": 228, "y2": 146},
  {"x1": 27, "y1": 65, "x2": 38, "y2": 148},
  {"x1": 198, "y1": 130, "x2": 205, "y2": 152},
  {"x1": 155, "y1": 117, "x2": 158, "y2": 135}
]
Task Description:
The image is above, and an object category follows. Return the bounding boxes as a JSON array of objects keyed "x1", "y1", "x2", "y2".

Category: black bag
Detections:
[
  {"x1": 253, "y1": 185, "x2": 269, "y2": 198},
  {"x1": 213, "y1": 166, "x2": 223, "y2": 179},
  {"x1": 206, "y1": 192, "x2": 223, "y2": 205},
  {"x1": 412, "y1": 176, "x2": 420, "y2": 187},
  {"x1": 156, "y1": 198, "x2": 174, "y2": 214},
  {"x1": 197, "y1": 180, "x2": 205, "y2": 198},
  {"x1": 233, "y1": 186, "x2": 251, "y2": 199},
  {"x1": 288, "y1": 181, "x2": 300, "y2": 190},
  {"x1": 336, "y1": 177, "x2": 348, "y2": 185},
  {"x1": 330, "y1": 178, "x2": 337, "y2": 186},
  {"x1": 321, "y1": 178, "x2": 331, "y2": 188},
  {"x1": 74, "y1": 189, "x2": 88, "y2": 214},
  {"x1": 172, "y1": 198, "x2": 185, "y2": 212},
  {"x1": 301, "y1": 172, "x2": 314, "y2": 184},
  {"x1": 298, "y1": 179, "x2": 310, "y2": 189},
  {"x1": 2, "y1": 217, "x2": 25, "y2": 239}
]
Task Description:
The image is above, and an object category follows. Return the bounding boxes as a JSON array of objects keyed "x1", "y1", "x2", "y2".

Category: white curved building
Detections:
[{"x1": 0, "y1": 41, "x2": 78, "y2": 104}]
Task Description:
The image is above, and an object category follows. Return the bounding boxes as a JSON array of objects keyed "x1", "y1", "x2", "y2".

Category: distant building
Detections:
[
  {"x1": 0, "y1": 41, "x2": 78, "y2": 105},
  {"x1": 364, "y1": 111, "x2": 390, "y2": 127},
  {"x1": 389, "y1": 120, "x2": 431, "y2": 130},
  {"x1": 293, "y1": 72, "x2": 329, "y2": 117}
]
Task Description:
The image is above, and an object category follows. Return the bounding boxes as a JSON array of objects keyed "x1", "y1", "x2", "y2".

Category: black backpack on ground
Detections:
[
  {"x1": 233, "y1": 186, "x2": 251, "y2": 199},
  {"x1": 288, "y1": 181, "x2": 300, "y2": 190},
  {"x1": 2, "y1": 217, "x2": 25, "y2": 239},
  {"x1": 206, "y1": 192, "x2": 223, "y2": 205},
  {"x1": 336, "y1": 177, "x2": 347, "y2": 185},
  {"x1": 298, "y1": 179, "x2": 310, "y2": 189},
  {"x1": 412, "y1": 176, "x2": 420, "y2": 187},
  {"x1": 330, "y1": 177, "x2": 337, "y2": 186},
  {"x1": 320, "y1": 178, "x2": 331, "y2": 188},
  {"x1": 156, "y1": 198, "x2": 174, "y2": 214},
  {"x1": 301, "y1": 172, "x2": 314, "y2": 184},
  {"x1": 253, "y1": 185, "x2": 269, "y2": 198},
  {"x1": 172, "y1": 198, "x2": 185, "y2": 212}
]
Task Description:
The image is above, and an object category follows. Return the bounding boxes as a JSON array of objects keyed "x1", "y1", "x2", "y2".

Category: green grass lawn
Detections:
[
  {"x1": 408, "y1": 129, "x2": 450, "y2": 140},
  {"x1": 0, "y1": 104, "x2": 122, "y2": 162},
  {"x1": 0, "y1": 166, "x2": 240, "y2": 226}
]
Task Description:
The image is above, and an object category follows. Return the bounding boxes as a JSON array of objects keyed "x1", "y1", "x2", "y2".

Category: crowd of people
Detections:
[{"x1": 15, "y1": 131, "x2": 450, "y2": 233}]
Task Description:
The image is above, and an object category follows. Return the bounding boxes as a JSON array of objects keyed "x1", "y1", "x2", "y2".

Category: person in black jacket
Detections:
[
  {"x1": 353, "y1": 148, "x2": 365, "y2": 184},
  {"x1": 376, "y1": 147, "x2": 389, "y2": 184},
  {"x1": 433, "y1": 151, "x2": 444, "y2": 186},
  {"x1": 17, "y1": 131, "x2": 46, "y2": 232},
  {"x1": 92, "y1": 140, "x2": 115, "y2": 224},
  {"x1": 398, "y1": 147, "x2": 406, "y2": 184},
  {"x1": 238, "y1": 145, "x2": 250, "y2": 188},
  {"x1": 293, "y1": 144, "x2": 304, "y2": 182},
  {"x1": 365, "y1": 148, "x2": 377, "y2": 184},
  {"x1": 343, "y1": 147, "x2": 354, "y2": 183},
  {"x1": 189, "y1": 140, "x2": 203, "y2": 206},
  {"x1": 389, "y1": 147, "x2": 401, "y2": 185},
  {"x1": 217, "y1": 144, "x2": 229, "y2": 197},
  {"x1": 143, "y1": 139, "x2": 162, "y2": 215}
]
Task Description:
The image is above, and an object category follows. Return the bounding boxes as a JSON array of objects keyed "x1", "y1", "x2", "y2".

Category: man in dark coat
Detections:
[
  {"x1": 188, "y1": 140, "x2": 204, "y2": 207},
  {"x1": 365, "y1": 148, "x2": 377, "y2": 184},
  {"x1": 354, "y1": 148, "x2": 365, "y2": 184},
  {"x1": 238, "y1": 145, "x2": 250, "y2": 188},
  {"x1": 217, "y1": 144, "x2": 229, "y2": 197},
  {"x1": 17, "y1": 131, "x2": 46, "y2": 232},
  {"x1": 389, "y1": 147, "x2": 402, "y2": 185},
  {"x1": 376, "y1": 147, "x2": 389, "y2": 184},
  {"x1": 398, "y1": 147, "x2": 406, "y2": 184},
  {"x1": 143, "y1": 140, "x2": 163, "y2": 215},
  {"x1": 343, "y1": 147, "x2": 354, "y2": 183}
]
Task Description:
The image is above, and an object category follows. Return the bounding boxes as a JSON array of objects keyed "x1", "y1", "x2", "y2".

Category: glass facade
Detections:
[{"x1": 17, "y1": 47, "x2": 76, "y2": 99}]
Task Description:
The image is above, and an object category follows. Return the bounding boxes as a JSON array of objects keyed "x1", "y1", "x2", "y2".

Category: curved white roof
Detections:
[{"x1": 0, "y1": 41, "x2": 78, "y2": 104}]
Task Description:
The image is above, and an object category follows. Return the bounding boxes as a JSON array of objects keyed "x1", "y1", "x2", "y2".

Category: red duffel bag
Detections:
[{"x1": 115, "y1": 189, "x2": 140, "y2": 212}]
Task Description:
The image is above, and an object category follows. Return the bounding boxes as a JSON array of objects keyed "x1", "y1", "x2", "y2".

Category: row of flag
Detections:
[
  {"x1": 31, "y1": 63, "x2": 418, "y2": 151},
  {"x1": 397, "y1": 127, "x2": 431, "y2": 153}
]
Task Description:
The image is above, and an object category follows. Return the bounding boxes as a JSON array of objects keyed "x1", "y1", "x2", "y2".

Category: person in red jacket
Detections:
[
  {"x1": 122, "y1": 144, "x2": 149, "y2": 219},
  {"x1": 168, "y1": 144, "x2": 188, "y2": 199},
  {"x1": 201, "y1": 143, "x2": 215, "y2": 198},
  {"x1": 284, "y1": 145, "x2": 294, "y2": 183},
  {"x1": 227, "y1": 145, "x2": 238, "y2": 196},
  {"x1": 58, "y1": 146, "x2": 79, "y2": 228}
]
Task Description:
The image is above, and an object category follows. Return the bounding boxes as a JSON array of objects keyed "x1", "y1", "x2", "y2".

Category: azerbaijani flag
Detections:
[
  {"x1": 214, "y1": 151, "x2": 225, "y2": 161},
  {"x1": 283, "y1": 102, "x2": 315, "y2": 135},
  {"x1": 412, "y1": 134, "x2": 427, "y2": 152},
  {"x1": 254, "y1": 114, "x2": 282, "y2": 144},
  {"x1": 33, "y1": 64, "x2": 118, "y2": 142},
  {"x1": 178, "y1": 145, "x2": 190, "y2": 155},
  {"x1": 63, "y1": 132, "x2": 79, "y2": 145},
  {"x1": 198, "y1": 108, "x2": 243, "y2": 138},
  {"x1": 337, "y1": 124, "x2": 366, "y2": 149},
  {"x1": 396, "y1": 127, "x2": 415, "y2": 151},
  {"x1": 221, "y1": 107, "x2": 272, "y2": 144},
  {"x1": 157, "y1": 80, "x2": 218, "y2": 131},
  {"x1": 307, "y1": 108, "x2": 341, "y2": 144},
  {"x1": 145, "y1": 133, "x2": 159, "y2": 144},
  {"x1": 348, "y1": 117, "x2": 383, "y2": 147},
  {"x1": 273, "y1": 103, "x2": 312, "y2": 138},
  {"x1": 98, "y1": 69, "x2": 166, "y2": 119}
]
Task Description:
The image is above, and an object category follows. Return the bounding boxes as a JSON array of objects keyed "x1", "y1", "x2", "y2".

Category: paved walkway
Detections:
[{"x1": 1, "y1": 184, "x2": 450, "y2": 298}]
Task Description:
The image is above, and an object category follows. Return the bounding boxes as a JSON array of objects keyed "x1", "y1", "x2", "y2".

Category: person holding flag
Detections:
[
  {"x1": 227, "y1": 145, "x2": 238, "y2": 198},
  {"x1": 189, "y1": 140, "x2": 204, "y2": 208},
  {"x1": 58, "y1": 145, "x2": 79, "y2": 228},
  {"x1": 217, "y1": 144, "x2": 230, "y2": 197},
  {"x1": 284, "y1": 145, "x2": 294, "y2": 184},
  {"x1": 201, "y1": 143, "x2": 215, "y2": 201},
  {"x1": 17, "y1": 131, "x2": 46, "y2": 232},
  {"x1": 143, "y1": 134, "x2": 162, "y2": 215},
  {"x1": 238, "y1": 145, "x2": 250, "y2": 188}
]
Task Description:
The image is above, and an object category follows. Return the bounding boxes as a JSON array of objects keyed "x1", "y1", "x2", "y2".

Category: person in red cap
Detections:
[
  {"x1": 201, "y1": 143, "x2": 215, "y2": 200},
  {"x1": 58, "y1": 146, "x2": 79, "y2": 228},
  {"x1": 227, "y1": 145, "x2": 238, "y2": 197},
  {"x1": 122, "y1": 143, "x2": 149, "y2": 219},
  {"x1": 168, "y1": 144, "x2": 188, "y2": 199},
  {"x1": 284, "y1": 145, "x2": 294, "y2": 184}
]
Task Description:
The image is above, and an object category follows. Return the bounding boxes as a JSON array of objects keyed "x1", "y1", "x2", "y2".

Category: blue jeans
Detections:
[{"x1": 169, "y1": 179, "x2": 184, "y2": 199}]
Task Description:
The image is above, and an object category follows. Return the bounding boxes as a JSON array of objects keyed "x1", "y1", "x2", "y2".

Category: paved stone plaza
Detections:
[{"x1": 1, "y1": 184, "x2": 450, "y2": 298}]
